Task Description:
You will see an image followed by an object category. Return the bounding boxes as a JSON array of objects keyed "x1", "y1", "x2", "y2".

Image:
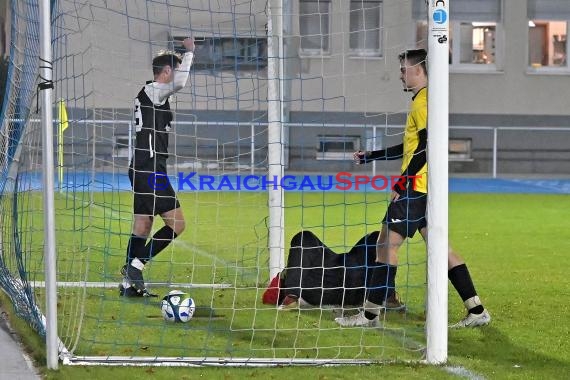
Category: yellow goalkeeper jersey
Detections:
[{"x1": 402, "y1": 87, "x2": 428, "y2": 193}]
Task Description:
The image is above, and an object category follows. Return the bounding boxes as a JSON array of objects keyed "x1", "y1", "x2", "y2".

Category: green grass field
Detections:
[{"x1": 2, "y1": 192, "x2": 570, "y2": 379}]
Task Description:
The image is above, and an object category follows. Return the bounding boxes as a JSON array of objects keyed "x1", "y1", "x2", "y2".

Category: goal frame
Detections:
[{"x1": 34, "y1": 0, "x2": 450, "y2": 368}]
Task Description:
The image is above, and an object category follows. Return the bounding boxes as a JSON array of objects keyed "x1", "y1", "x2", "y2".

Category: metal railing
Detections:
[{"x1": 13, "y1": 119, "x2": 570, "y2": 178}]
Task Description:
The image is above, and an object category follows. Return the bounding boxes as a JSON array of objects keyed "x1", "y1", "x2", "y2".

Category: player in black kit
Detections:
[{"x1": 120, "y1": 38, "x2": 195, "y2": 297}]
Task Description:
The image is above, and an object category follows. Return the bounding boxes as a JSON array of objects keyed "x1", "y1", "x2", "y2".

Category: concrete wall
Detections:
[
  {"x1": 450, "y1": 1, "x2": 570, "y2": 116},
  {"x1": 53, "y1": 0, "x2": 570, "y2": 176},
  {"x1": 56, "y1": 109, "x2": 569, "y2": 176}
]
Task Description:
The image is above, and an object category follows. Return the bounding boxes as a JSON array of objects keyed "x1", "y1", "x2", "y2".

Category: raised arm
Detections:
[
  {"x1": 152, "y1": 38, "x2": 195, "y2": 104},
  {"x1": 169, "y1": 38, "x2": 195, "y2": 94}
]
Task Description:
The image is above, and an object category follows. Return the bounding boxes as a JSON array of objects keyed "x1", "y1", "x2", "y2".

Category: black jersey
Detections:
[
  {"x1": 129, "y1": 51, "x2": 193, "y2": 171},
  {"x1": 131, "y1": 84, "x2": 173, "y2": 170}
]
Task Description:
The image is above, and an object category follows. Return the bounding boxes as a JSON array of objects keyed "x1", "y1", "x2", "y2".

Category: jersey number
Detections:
[{"x1": 134, "y1": 98, "x2": 142, "y2": 132}]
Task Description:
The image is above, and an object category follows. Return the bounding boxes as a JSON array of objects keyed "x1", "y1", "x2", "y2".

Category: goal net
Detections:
[{"x1": 0, "y1": 0, "x2": 437, "y2": 366}]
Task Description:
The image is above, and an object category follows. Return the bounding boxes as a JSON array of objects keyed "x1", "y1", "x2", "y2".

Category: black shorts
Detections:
[
  {"x1": 129, "y1": 163, "x2": 180, "y2": 216},
  {"x1": 381, "y1": 190, "x2": 427, "y2": 238}
]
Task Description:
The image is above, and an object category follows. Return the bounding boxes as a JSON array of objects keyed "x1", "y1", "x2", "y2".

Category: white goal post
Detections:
[
  {"x1": 426, "y1": 0, "x2": 450, "y2": 364},
  {"x1": 1, "y1": 0, "x2": 451, "y2": 368}
]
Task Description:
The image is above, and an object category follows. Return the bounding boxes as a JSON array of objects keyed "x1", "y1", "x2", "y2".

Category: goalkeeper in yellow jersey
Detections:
[
  {"x1": 335, "y1": 49, "x2": 491, "y2": 328},
  {"x1": 120, "y1": 38, "x2": 195, "y2": 297}
]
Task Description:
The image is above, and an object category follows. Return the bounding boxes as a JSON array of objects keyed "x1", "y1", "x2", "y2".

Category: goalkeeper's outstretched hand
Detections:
[
  {"x1": 183, "y1": 37, "x2": 195, "y2": 52},
  {"x1": 353, "y1": 150, "x2": 368, "y2": 165}
]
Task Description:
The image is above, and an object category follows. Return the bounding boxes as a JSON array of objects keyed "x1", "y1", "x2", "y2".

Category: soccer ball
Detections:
[{"x1": 160, "y1": 290, "x2": 196, "y2": 323}]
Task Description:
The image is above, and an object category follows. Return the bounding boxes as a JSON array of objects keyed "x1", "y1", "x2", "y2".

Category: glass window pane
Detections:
[
  {"x1": 459, "y1": 23, "x2": 496, "y2": 64},
  {"x1": 349, "y1": 1, "x2": 382, "y2": 54},
  {"x1": 416, "y1": 20, "x2": 499, "y2": 66},
  {"x1": 528, "y1": 21, "x2": 567, "y2": 67},
  {"x1": 300, "y1": 1, "x2": 331, "y2": 53}
]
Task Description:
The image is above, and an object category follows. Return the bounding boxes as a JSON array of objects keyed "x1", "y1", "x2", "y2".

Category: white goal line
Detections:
[
  {"x1": 30, "y1": 281, "x2": 232, "y2": 289},
  {"x1": 61, "y1": 355, "x2": 381, "y2": 367}
]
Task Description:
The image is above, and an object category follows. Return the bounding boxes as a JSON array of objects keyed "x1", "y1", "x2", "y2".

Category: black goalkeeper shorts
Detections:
[
  {"x1": 381, "y1": 190, "x2": 427, "y2": 238},
  {"x1": 128, "y1": 163, "x2": 180, "y2": 216}
]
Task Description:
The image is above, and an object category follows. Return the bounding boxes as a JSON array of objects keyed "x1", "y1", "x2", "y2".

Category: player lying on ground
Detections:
[{"x1": 263, "y1": 230, "x2": 404, "y2": 311}]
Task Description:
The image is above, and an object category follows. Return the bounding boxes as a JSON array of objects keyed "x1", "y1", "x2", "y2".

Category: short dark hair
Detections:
[
  {"x1": 152, "y1": 53, "x2": 182, "y2": 76},
  {"x1": 399, "y1": 49, "x2": 427, "y2": 75}
]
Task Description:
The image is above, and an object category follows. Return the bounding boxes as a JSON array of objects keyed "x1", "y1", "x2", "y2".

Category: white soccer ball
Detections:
[{"x1": 160, "y1": 290, "x2": 196, "y2": 323}]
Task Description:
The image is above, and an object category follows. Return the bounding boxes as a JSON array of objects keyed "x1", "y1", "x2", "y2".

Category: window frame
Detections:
[
  {"x1": 527, "y1": 20, "x2": 570, "y2": 74},
  {"x1": 449, "y1": 21, "x2": 503, "y2": 73},
  {"x1": 316, "y1": 135, "x2": 361, "y2": 161},
  {"x1": 348, "y1": 0, "x2": 383, "y2": 58},
  {"x1": 172, "y1": 36, "x2": 268, "y2": 71},
  {"x1": 413, "y1": 0, "x2": 503, "y2": 73},
  {"x1": 299, "y1": 0, "x2": 333, "y2": 57}
]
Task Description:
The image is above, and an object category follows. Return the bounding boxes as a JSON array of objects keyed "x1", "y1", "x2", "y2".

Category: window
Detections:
[
  {"x1": 300, "y1": 0, "x2": 331, "y2": 55},
  {"x1": 113, "y1": 135, "x2": 132, "y2": 158},
  {"x1": 449, "y1": 138, "x2": 473, "y2": 162},
  {"x1": 528, "y1": 21, "x2": 568, "y2": 68},
  {"x1": 528, "y1": 1, "x2": 570, "y2": 70},
  {"x1": 349, "y1": 1, "x2": 383, "y2": 57},
  {"x1": 316, "y1": 135, "x2": 360, "y2": 160},
  {"x1": 413, "y1": 0, "x2": 502, "y2": 71},
  {"x1": 172, "y1": 36, "x2": 267, "y2": 71},
  {"x1": 455, "y1": 22, "x2": 497, "y2": 65}
]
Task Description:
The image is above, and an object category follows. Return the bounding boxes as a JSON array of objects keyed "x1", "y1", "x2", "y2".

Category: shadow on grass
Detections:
[
  {"x1": 450, "y1": 326, "x2": 570, "y2": 378},
  {"x1": 215, "y1": 307, "x2": 428, "y2": 361}
]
